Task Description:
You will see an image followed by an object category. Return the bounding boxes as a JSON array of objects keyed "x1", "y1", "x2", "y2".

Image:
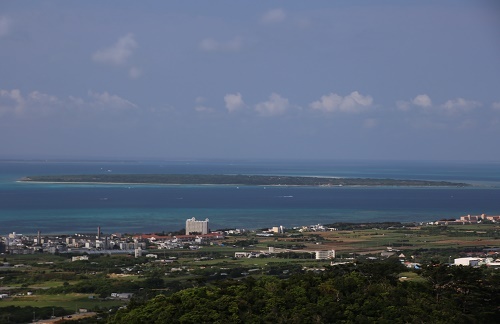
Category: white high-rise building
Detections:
[{"x1": 186, "y1": 217, "x2": 209, "y2": 235}]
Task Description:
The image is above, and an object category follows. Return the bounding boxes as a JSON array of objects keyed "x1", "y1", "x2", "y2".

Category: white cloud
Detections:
[
  {"x1": 255, "y1": 93, "x2": 289, "y2": 117},
  {"x1": 398, "y1": 94, "x2": 481, "y2": 115},
  {"x1": 1, "y1": 88, "x2": 138, "y2": 120},
  {"x1": 397, "y1": 94, "x2": 432, "y2": 111},
  {"x1": 0, "y1": 16, "x2": 11, "y2": 37},
  {"x1": 129, "y1": 66, "x2": 142, "y2": 79},
  {"x1": 492, "y1": 101, "x2": 500, "y2": 111},
  {"x1": 224, "y1": 93, "x2": 245, "y2": 112},
  {"x1": 412, "y1": 94, "x2": 432, "y2": 108},
  {"x1": 261, "y1": 8, "x2": 286, "y2": 24},
  {"x1": 199, "y1": 37, "x2": 242, "y2": 52},
  {"x1": 396, "y1": 100, "x2": 411, "y2": 111},
  {"x1": 88, "y1": 91, "x2": 137, "y2": 109},
  {"x1": 310, "y1": 93, "x2": 342, "y2": 112},
  {"x1": 0, "y1": 89, "x2": 24, "y2": 115},
  {"x1": 309, "y1": 91, "x2": 373, "y2": 113},
  {"x1": 342, "y1": 92, "x2": 373, "y2": 111},
  {"x1": 28, "y1": 91, "x2": 60, "y2": 104},
  {"x1": 1, "y1": 89, "x2": 63, "y2": 116},
  {"x1": 194, "y1": 106, "x2": 214, "y2": 113},
  {"x1": 27, "y1": 91, "x2": 63, "y2": 115},
  {"x1": 69, "y1": 96, "x2": 85, "y2": 106},
  {"x1": 0, "y1": 89, "x2": 23, "y2": 104},
  {"x1": 441, "y1": 98, "x2": 481, "y2": 114},
  {"x1": 92, "y1": 33, "x2": 137, "y2": 65}
]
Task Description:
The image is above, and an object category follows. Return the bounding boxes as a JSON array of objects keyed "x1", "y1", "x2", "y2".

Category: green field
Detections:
[
  {"x1": 310, "y1": 223, "x2": 499, "y2": 255},
  {"x1": 0, "y1": 293, "x2": 125, "y2": 311}
]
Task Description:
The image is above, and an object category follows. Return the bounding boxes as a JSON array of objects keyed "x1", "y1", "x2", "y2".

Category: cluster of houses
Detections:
[
  {"x1": 297, "y1": 224, "x2": 338, "y2": 232},
  {"x1": 255, "y1": 224, "x2": 338, "y2": 237},
  {"x1": 0, "y1": 229, "x2": 229, "y2": 257},
  {"x1": 0, "y1": 218, "x2": 233, "y2": 256},
  {"x1": 132, "y1": 232, "x2": 225, "y2": 250},
  {"x1": 2, "y1": 216, "x2": 499, "y2": 267},
  {"x1": 234, "y1": 246, "x2": 336, "y2": 260},
  {"x1": 433, "y1": 213, "x2": 500, "y2": 225},
  {"x1": 0, "y1": 216, "x2": 232, "y2": 256},
  {"x1": 0, "y1": 231, "x2": 146, "y2": 255}
]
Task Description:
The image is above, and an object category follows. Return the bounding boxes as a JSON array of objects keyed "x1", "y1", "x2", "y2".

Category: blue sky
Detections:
[{"x1": 1, "y1": 1, "x2": 499, "y2": 161}]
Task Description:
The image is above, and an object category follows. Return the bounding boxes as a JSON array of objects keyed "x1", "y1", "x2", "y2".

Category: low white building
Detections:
[
  {"x1": 454, "y1": 257, "x2": 500, "y2": 267},
  {"x1": 120, "y1": 242, "x2": 136, "y2": 250},
  {"x1": 72, "y1": 255, "x2": 89, "y2": 262},
  {"x1": 454, "y1": 257, "x2": 482, "y2": 266},
  {"x1": 271, "y1": 226, "x2": 285, "y2": 234},
  {"x1": 95, "y1": 240, "x2": 106, "y2": 249},
  {"x1": 235, "y1": 252, "x2": 251, "y2": 258},
  {"x1": 235, "y1": 251, "x2": 261, "y2": 258},
  {"x1": 111, "y1": 293, "x2": 133, "y2": 299}
]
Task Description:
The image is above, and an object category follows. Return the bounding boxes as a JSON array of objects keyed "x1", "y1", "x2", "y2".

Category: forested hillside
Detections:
[{"x1": 109, "y1": 261, "x2": 500, "y2": 323}]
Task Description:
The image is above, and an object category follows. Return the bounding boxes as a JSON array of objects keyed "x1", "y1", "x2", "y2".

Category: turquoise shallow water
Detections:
[{"x1": 1, "y1": 160, "x2": 500, "y2": 234}]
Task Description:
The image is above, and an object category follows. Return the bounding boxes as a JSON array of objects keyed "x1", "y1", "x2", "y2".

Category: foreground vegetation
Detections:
[
  {"x1": 21, "y1": 174, "x2": 470, "y2": 187},
  {"x1": 110, "y1": 261, "x2": 500, "y2": 323}
]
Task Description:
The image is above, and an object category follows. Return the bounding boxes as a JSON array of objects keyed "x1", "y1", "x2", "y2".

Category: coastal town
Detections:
[{"x1": 2, "y1": 214, "x2": 499, "y2": 264}]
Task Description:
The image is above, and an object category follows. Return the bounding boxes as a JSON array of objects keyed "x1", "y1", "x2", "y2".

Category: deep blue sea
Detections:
[{"x1": 1, "y1": 160, "x2": 500, "y2": 235}]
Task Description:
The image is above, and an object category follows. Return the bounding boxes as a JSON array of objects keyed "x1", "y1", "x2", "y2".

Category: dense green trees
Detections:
[
  {"x1": 0, "y1": 306, "x2": 68, "y2": 323},
  {"x1": 109, "y1": 261, "x2": 499, "y2": 323}
]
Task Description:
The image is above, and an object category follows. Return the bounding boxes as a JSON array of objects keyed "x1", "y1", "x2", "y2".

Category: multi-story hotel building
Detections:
[{"x1": 186, "y1": 217, "x2": 209, "y2": 235}]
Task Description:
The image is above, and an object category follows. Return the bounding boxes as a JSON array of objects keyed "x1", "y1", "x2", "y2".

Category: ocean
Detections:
[{"x1": 1, "y1": 160, "x2": 500, "y2": 235}]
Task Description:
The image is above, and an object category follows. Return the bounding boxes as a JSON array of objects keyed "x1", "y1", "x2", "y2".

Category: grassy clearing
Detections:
[
  {"x1": 0, "y1": 293, "x2": 125, "y2": 311},
  {"x1": 28, "y1": 280, "x2": 79, "y2": 288},
  {"x1": 107, "y1": 274, "x2": 141, "y2": 281},
  {"x1": 398, "y1": 271, "x2": 426, "y2": 283}
]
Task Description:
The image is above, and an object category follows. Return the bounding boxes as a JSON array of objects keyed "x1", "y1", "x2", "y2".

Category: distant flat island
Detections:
[{"x1": 20, "y1": 174, "x2": 470, "y2": 187}]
